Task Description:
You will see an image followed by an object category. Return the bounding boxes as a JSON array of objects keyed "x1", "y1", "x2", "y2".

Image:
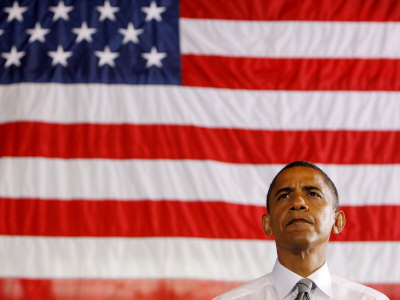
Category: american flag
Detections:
[{"x1": 1, "y1": 0, "x2": 399, "y2": 299}]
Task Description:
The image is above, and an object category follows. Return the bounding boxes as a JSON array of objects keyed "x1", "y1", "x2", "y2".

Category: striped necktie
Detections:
[{"x1": 294, "y1": 278, "x2": 313, "y2": 300}]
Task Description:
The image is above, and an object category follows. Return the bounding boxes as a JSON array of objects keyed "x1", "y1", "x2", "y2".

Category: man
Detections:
[{"x1": 214, "y1": 161, "x2": 388, "y2": 299}]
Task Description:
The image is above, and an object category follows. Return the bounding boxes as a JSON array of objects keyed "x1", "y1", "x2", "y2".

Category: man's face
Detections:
[{"x1": 263, "y1": 166, "x2": 339, "y2": 252}]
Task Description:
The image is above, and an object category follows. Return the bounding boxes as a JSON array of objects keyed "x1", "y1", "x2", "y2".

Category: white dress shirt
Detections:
[{"x1": 213, "y1": 260, "x2": 389, "y2": 300}]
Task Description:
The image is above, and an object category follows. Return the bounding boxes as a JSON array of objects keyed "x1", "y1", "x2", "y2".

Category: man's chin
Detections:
[
  {"x1": 278, "y1": 234, "x2": 316, "y2": 251},
  {"x1": 278, "y1": 234, "x2": 331, "y2": 253}
]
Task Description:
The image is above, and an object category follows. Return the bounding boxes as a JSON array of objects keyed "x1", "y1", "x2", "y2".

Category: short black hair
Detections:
[{"x1": 266, "y1": 161, "x2": 339, "y2": 212}]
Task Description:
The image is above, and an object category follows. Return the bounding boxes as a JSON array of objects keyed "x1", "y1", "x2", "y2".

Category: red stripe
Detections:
[
  {"x1": 338, "y1": 205, "x2": 400, "y2": 242},
  {"x1": 0, "y1": 278, "x2": 397, "y2": 300},
  {"x1": 2, "y1": 122, "x2": 400, "y2": 164},
  {"x1": 1, "y1": 198, "x2": 399, "y2": 241},
  {"x1": 180, "y1": 0, "x2": 400, "y2": 21},
  {"x1": 366, "y1": 283, "x2": 400, "y2": 300},
  {"x1": 0, "y1": 278, "x2": 241, "y2": 300},
  {"x1": 182, "y1": 56, "x2": 400, "y2": 91}
]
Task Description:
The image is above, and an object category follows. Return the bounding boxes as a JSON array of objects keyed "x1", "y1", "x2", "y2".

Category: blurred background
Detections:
[{"x1": 0, "y1": 0, "x2": 399, "y2": 299}]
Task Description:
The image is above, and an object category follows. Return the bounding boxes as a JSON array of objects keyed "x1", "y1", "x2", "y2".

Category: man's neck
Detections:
[{"x1": 276, "y1": 244, "x2": 327, "y2": 277}]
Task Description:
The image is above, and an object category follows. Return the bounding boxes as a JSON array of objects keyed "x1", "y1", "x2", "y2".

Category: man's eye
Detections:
[
  {"x1": 308, "y1": 191, "x2": 319, "y2": 197},
  {"x1": 278, "y1": 194, "x2": 289, "y2": 200}
]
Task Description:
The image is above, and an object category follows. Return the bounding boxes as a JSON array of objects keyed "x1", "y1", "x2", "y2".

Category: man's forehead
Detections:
[{"x1": 272, "y1": 166, "x2": 327, "y2": 189}]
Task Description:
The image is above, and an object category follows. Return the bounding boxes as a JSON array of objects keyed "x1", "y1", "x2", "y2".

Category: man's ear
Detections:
[
  {"x1": 332, "y1": 210, "x2": 346, "y2": 234},
  {"x1": 262, "y1": 214, "x2": 273, "y2": 236}
]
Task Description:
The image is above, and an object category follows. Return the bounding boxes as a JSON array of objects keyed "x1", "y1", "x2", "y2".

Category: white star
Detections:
[
  {"x1": 141, "y1": 46, "x2": 167, "y2": 68},
  {"x1": 26, "y1": 22, "x2": 50, "y2": 43},
  {"x1": 95, "y1": 46, "x2": 119, "y2": 67},
  {"x1": 0, "y1": 30, "x2": 3, "y2": 36},
  {"x1": 119, "y1": 23, "x2": 143, "y2": 44},
  {"x1": 141, "y1": 1, "x2": 166, "y2": 22},
  {"x1": 72, "y1": 22, "x2": 97, "y2": 43},
  {"x1": 4, "y1": 1, "x2": 28, "y2": 22},
  {"x1": 96, "y1": 0, "x2": 119, "y2": 21},
  {"x1": 48, "y1": 45, "x2": 72, "y2": 67},
  {"x1": 49, "y1": 1, "x2": 73, "y2": 21},
  {"x1": 1, "y1": 46, "x2": 25, "y2": 67}
]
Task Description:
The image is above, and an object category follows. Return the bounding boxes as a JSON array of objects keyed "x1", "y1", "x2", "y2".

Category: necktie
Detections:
[{"x1": 294, "y1": 278, "x2": 313, "y2": 300}]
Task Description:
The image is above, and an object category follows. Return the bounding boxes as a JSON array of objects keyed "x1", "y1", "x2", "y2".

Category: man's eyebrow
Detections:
[{"x1": 303, "y1": 185, "x2": 323, "y2": 193}]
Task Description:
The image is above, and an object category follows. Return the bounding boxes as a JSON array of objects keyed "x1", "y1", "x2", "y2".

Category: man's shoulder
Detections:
[
  {"x1": 213, "y1": 273, "x2": 275, "y2": 300},
  {"x1": 332, "y1": 275, "x2": 389, "y2": 300}
]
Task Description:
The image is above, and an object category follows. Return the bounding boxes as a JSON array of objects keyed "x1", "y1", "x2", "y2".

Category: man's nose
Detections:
[{"x1": 290, "y1": 194, "x2": 308, "y2": 211}]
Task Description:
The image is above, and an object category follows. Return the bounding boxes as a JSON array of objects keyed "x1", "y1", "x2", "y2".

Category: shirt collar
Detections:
[{"x1": 270, "y1": 259, "x2": 333, "y2": 299}]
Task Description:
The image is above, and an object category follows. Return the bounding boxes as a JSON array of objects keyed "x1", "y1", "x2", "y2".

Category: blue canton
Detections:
[{"x1": 0, "y1": 0, "x2": 181, "y2": 84}]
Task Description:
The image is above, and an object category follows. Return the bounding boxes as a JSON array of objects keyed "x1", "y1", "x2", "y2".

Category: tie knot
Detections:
[{"x1": 296, "y1": 278, "x2": 313, "y2": 293}]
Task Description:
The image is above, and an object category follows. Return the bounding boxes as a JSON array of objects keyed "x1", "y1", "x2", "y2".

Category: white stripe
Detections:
[
  {"x1": 181, "y1": 19, "x2": 400, "y2": 58},
  {"x1": 0, "y1": 236, "x2": 398, "y2": 282},
  {"x1": 1, "y1": 158, "x2": 399, "y2": 206},
  {"x1": 1, "y1": 83, "x2": 400, "y2": 130}
]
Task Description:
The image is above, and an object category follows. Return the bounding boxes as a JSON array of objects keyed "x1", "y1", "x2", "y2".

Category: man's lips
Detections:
[
  {"x1": 288, "y1": 218, "x2": 309, "y2": 225},
  {"x1": 285, "y1": 216, "x2": 313, "y2": 226}
]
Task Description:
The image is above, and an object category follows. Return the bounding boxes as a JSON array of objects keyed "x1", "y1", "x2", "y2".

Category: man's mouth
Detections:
[
  {"x1": 288, "y1": 218, "x2": 308, "y2": 224},
  {"x1": 286, "y1": 217, "x2": 312, "y2": 226}
]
